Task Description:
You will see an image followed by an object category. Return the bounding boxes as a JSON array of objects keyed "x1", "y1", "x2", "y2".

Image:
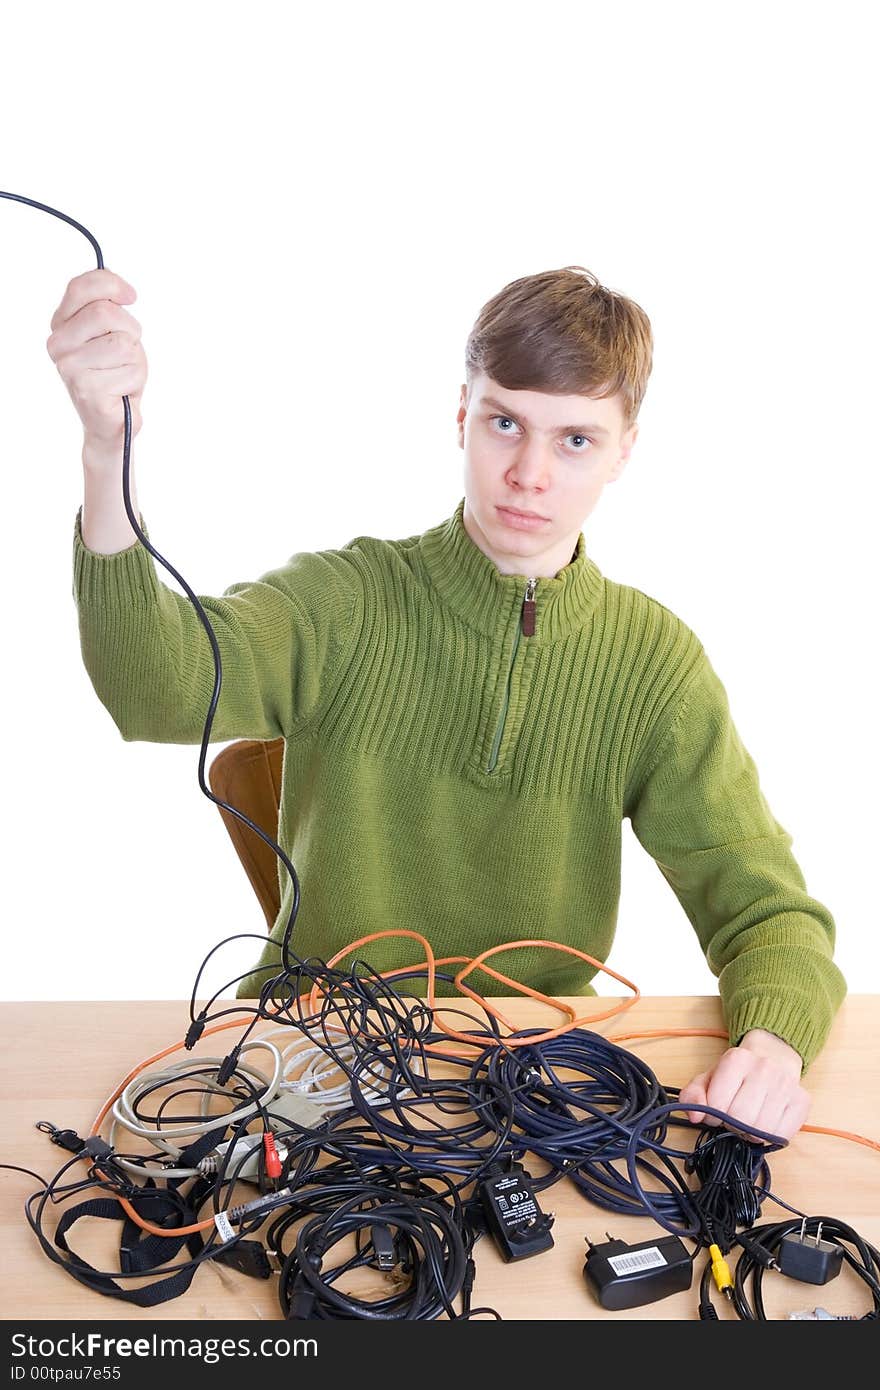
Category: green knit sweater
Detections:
[{"x1": 72, "y1": 498, "x2": 845, "y2": 1069}]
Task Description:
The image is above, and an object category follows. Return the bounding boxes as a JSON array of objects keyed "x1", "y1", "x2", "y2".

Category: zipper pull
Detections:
[{"x1": 521, "y1": 578, "x2": 537, "y2": 636}]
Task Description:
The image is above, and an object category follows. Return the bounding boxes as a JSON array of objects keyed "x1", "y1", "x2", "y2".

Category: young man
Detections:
[{"x1": 57, "y1": 265, "x2": 845, "y2": 1142}]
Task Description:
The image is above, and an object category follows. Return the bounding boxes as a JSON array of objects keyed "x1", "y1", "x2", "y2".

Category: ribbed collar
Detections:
[{"x1": 417, "y1": 497, "x2": 605, "y2": 643}]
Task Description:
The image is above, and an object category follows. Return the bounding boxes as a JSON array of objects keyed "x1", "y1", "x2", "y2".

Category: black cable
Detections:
[
  {"x1": 698, "y1": 1259, "x2": 721, "y2": 1319},
  {"x1": 23, "y1": 1152, "x2": 219, "y2": 1292},
  {"x1": 188, "y1": 936, "x2": 295, "y2": 1025},
  {"x1": 0, "y1": 187, "x2": 308, "y2": 994},
  {"x1": 478, "y1": 1029, "x2": 699, "y2": 1229},
  {"x1": 282, "y1": 1186, "x2": 470, "y2": 1320},
  {"x1": 1, "y1": 1164, "x2": 51, "y2": 1188},
  {"x1": 623, "y1": 1100, "x2": 786, "y2": 1240},
  {"x1": 686, "y1": 1127, "x2": 769, "y2": 1250}
]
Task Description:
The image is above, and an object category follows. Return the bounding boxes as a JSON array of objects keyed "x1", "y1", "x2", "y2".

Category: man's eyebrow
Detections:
[{"x1": 479, "y1": 395, "x2": 611, "y2": 438}]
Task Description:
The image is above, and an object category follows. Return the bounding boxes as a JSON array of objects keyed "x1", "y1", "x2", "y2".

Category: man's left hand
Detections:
[{"x1": 677, "y1": 1028, "x2": 810, "y2": 1141}]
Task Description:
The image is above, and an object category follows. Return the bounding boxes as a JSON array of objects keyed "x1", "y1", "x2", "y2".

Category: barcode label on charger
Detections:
[{"x1": 608, "y1": 1246, "x2": 667, "y2": 1275}]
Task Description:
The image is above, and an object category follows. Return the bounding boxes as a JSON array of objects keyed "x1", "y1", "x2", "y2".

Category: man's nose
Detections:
[{"x1": 507, "y1": 439, "x2": 551, "y2": 489}]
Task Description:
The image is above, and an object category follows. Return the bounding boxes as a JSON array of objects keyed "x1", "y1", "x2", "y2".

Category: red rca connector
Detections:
[{"x1": 262, "y1": 1132, "x2": 282, "y2": 1180}]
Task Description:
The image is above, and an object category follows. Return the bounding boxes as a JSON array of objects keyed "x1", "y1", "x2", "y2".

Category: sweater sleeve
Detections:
[
  {"x1": 625, "y1": 646, "x2": 846, "y2": 1071},
  {"x1": 72, "y1": 508, "x2": 362, "y2": 744}
]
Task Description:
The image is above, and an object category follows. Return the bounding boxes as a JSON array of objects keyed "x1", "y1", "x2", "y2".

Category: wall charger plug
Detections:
[
  {"x1": 583, "y1": 1232, "x2": 693, "y2": 1311},
  {"x1": 778, "y1": 1221, "x2": 844, "y2": 1285},
  {"x1": 478, "y1": 1161, "x2": 555, "y2": 1261}
]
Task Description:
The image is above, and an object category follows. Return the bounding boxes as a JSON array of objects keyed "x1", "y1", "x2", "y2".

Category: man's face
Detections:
[{"x1": 457, "y1": 371, "x2": 638, "y2": 577}]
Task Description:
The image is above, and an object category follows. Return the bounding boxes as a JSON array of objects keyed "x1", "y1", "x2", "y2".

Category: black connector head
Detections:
[
  {"x1": 370, "y1": 1223, "x2": 396, "y2": 1272},
  {"x1": 584, "y1": 1232, "x2": 693, "y2": 1311},
  {"x1": 185, "y1": 1016, "x2": 206, "y2": 1050},
  {"x1": 212, "y1": 1239, "x2": 272, "y2": 1280},
  {"x1": 288, "y1": 1287, "x2": 317, "y2": 1320},
  {"x1": 216, "y1": 1051, "x2": 239, "y2": 1087}
]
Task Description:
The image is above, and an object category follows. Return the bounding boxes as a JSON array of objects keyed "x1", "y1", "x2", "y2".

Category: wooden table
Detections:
[{"x1": 2, "y1": 996, "x2": 877, "y2": 1321}]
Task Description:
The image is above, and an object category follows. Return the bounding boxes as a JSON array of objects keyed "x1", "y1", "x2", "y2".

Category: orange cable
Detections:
[
  {"x1": 609, "y1": 1028, "x2": 729, "y2": 1042},
  {"x1": 311, "y1": 929, "x2": 640, "y2": 1050},
  {"x1": 799, "y1": 1124, "x2": 880, "y2": 1154}
]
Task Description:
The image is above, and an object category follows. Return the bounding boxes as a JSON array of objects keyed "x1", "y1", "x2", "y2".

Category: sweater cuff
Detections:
[
  {"x1": 725, "y1": 992, "x2": 834, "y2": 1074},
  {"x1": 72, "y1": 506, "x2": 159, "y2": 608}
]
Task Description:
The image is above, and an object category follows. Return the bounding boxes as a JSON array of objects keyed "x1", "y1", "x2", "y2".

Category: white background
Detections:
[{"x1": 1, "y1": 1, "x2": 876, "y2": 1003}]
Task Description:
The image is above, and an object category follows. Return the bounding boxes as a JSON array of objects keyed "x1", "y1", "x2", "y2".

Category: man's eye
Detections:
[
  {"x1": 567, "y1": 433, "x2": 591, "y2": 451},
  {"x1": 491, "y1": 415, "x2": 518, "y2": 433}
]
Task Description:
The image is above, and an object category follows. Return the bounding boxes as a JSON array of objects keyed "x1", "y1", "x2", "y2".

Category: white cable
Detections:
[
  {"x1": 108, "y1": 1040, "x2": 283, "y2": 1157},
  {"x1": 260, "y1": 1028, "x2": 355, "y2": 1108},
  {"x1": 259, "y1": 1026, "x2": 424, "y2": 1109}
]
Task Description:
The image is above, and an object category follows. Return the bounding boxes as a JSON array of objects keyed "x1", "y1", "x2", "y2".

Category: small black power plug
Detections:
[{"x1": 778, "y1": 1221, "x2": 844, "y2": 1285}]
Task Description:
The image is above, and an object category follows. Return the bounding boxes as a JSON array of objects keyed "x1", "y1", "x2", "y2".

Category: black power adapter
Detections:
[
  {"x1": 778, "y1": 1221, "x2": 844, "y2": 1285},
  {"x1": 584, "y1": 1232, "x2": 693, "y2": 1311},
  {"x1": 478, "y1": 1161, "x2": 555, "y2": 1261}
]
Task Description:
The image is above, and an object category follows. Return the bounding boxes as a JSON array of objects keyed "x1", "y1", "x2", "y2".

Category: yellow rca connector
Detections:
[{"x1": 708, "y1": 1243, "x2": 734, "y2": 1300}]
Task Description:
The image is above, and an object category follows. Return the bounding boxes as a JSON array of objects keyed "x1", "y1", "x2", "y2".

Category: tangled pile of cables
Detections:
[{"x1": 12, "y1": 958, "x2": 876, "y2": 1321}]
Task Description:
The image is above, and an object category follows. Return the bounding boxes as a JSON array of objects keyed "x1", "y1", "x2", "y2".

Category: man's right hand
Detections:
[{"x1": 46, "y1": 268, "x2": 148, "y2": 454}]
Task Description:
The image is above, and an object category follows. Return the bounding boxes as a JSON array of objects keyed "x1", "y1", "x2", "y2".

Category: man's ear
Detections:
[
  {"x1": 608, "y1": 422, "x2": 638, "y2": 481},
  {"x1": 456, "y1": 383, "x2": 468, "y2": 448}
]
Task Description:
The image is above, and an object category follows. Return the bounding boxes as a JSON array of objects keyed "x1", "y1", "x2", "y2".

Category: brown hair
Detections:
[{"x1": 464, "y1": 265, "x2": 653, "y2": 430}]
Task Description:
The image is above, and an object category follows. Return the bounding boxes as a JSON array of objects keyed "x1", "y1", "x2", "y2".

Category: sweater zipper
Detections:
[{"x1": 486, "y1": 578, "x2": 537, "y2": 772}]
